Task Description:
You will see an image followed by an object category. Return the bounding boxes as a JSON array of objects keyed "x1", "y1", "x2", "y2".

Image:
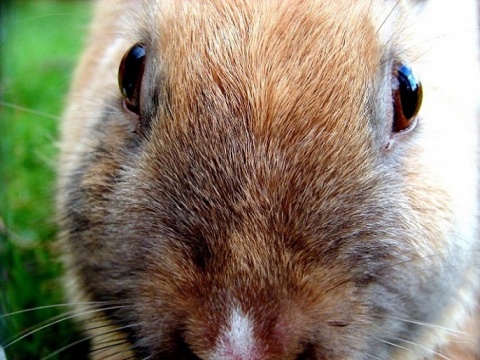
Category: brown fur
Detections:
[{"x1": 58, "y1": 0, "x2": 479, "y2": 359}]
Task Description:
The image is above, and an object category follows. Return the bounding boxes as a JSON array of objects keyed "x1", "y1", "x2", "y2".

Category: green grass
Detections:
[{"x1": 0, "y1": 1, "x2": 92, "y2": 358}]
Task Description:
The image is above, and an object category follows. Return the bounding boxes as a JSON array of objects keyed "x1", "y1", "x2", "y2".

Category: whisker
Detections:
[
  {"x1": 91, "y1": 338, "x2": 135, "y2": 360},
  {"x1": 375, "y1": 0, "x2": 400, "y2": 35},
  {"x1": 94, "y1": 344, "x2": 133, "y2": 359},
  {"x1": 41, "y1": 322, "x2": 139, "y2": 360},
  {"x1": 368, "y1": 336, "x2": 425, "y2": 359},
  {"x1": 382, "y1": 336, "x2": 453, "y2": 360},
  {"x1": 40, "y1": 334, "x2": 91, "y2": 360},
  {"x1": 375, "y1": 315, "x2": 478, "y2": 341},
  {"x1": 363, "y1": 353, "x2": 385, "y2": 360},
  {"x1": 0, "y1": 301, "x2": 128, "y2": 319},
  {"x1": 4, "y1": 304, "x2": 128, "y2": 349},
  {"x1": 0, "y1": 101, "x2": 60, "y2": 121},
  {"x1": 13, "y1": 13, "x2": 90, "y2": 24},
  {"x1": 3, "y1": 307, "x2": 80, "y2": 346}
]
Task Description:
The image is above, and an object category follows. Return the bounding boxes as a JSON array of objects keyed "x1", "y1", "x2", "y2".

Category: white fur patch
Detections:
[{"x1": 212, "y1": 307, "x2": 258, "y2": 359}]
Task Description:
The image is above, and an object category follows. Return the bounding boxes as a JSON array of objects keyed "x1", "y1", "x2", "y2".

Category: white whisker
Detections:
[
  {"x1": 0, "y1": 101, "x2": 60, "y2": 121},
  {"x1": 4, "y1": 305, "x2": 128, "y2": 349},
  {"x1": 92, "y1": 339, "x2": 135, "y2": 360},
  {"x1": 13, "y1": 13, "x2": 89, "y2": 24},
  {"x1": 369, "y1": 336, "x2": 425, "y2": 359},
  {"x1": 363, "y1": 353, "x2": 386, "y2": 360},
  {"x1": 376, "y1": 315, "x2": 478, "y2": 341},
  {"x1": 41, "y1": 322, "x2": 139, "y2": 360},
  {"x1": 0, "y1": 301, "x2": 129, "y2": 319},
  {"x1": 375, "y1": 0, "x2": 401, "y2": 35},
  {"x1": 382, "y1": 336, "x2": 452, "y2": 360}
]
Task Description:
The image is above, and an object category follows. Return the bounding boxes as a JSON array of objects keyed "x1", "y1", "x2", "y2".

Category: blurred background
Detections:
[{"x1": 1, "y1": 1, "x2": 92, "y2": 358}]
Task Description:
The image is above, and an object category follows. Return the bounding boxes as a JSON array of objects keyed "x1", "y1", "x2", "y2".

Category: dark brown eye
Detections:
[
  {"x1": 118, "y1": 43, "x2": 146, "y2": 115},
  {"x1": 392, "y1": 64, "x2": 422, "y2": 132}
]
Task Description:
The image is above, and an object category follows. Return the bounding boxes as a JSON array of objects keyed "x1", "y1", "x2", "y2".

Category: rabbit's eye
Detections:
[
  {"x1": 392, "y1": 64, "x2": 422, "y2": 132},
  {"x1": 118, "y1": 43, "x2": 146, "y2": 115}
]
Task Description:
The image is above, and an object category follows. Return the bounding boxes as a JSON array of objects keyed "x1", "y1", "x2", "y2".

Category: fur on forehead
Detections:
[{"x1": 134, "y1": 0, "x2": 384, "y2": 140}]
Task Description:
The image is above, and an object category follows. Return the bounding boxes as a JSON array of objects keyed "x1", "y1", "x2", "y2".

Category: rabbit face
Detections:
[{"x1": 58, "y1": 0, "x2": 479, "y2": 359}]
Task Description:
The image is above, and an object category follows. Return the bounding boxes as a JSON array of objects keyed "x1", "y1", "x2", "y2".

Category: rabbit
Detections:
[{"x1": 57, "y1": 0, "x2": 480, "y2": 359}]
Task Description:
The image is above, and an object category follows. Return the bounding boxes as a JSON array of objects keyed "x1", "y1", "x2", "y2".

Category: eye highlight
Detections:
[
  {"x1": 392, "y1": 64, "x2": 422, "y2": 133},
  {"x1": 118, "y1": 43, "x2": 146, "y2": 115}
]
